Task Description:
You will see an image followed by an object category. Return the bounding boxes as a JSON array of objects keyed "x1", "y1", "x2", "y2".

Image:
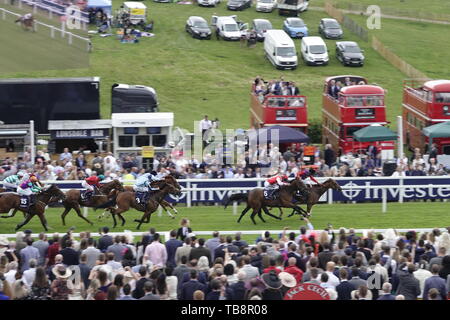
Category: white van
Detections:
[
  {"x1": 264, "y1": 30, "x2": 297, "y2": 70},
  {"x1": 123, "y1": 2, "x2": 147, "y2": 25},
  {"x1": 214, "y1": 16, "x2": 248, "y2": 41},
  {"x1": 256, "y1": 0, "x2": 276, "y2": 13},
  {"x1": 301, "y1": 36, "x2": 329, "y2": 66}
]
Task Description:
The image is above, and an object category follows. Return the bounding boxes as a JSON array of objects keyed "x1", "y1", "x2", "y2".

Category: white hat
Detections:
[
  {"x1": 278, "y1": 272, "x2": 296, "y2": 288},
  {"x1": 0, "y1": 236, "x2": 9, "y2": 246},
  {"x1": 52, "y1": 264, "x2": 72, "y2": 279}
]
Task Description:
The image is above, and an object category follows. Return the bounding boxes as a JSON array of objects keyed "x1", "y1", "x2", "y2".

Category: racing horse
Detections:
[
  {"x1": 0, "y1": 184, "x2": 66, "y2": 231},
  {"x1": 103, "y1": 179, "x2": 182, "y2": 229},
  {"x1": 60, "y1": 179, "x2": 124, "y2": 226},
  {"x1": 15, "y1": 14, "x2": 35, "y2": 31},
  {"x1": 230, "y1": 178, "x2": 308, "y2": 225}
]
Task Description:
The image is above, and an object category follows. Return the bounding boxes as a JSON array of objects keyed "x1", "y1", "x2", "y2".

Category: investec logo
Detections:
[{"x1": 341, "y1": 181, "x2": 450, "y2": 200}]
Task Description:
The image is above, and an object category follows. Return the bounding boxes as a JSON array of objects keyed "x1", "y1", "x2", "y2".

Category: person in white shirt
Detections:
[
  {"x1": 199, "y1": 115, "x2": 212, "y2": 143},
  {"x1": 325, "y1": 262, "x2": 340, "y2": 289},
  {"x1": 391, "y1": 166, "x2": 406, "y2": 177},
  {"x1": 23, "y1": 259, "x2": 37, "y2": 287},
  {"x1": 413, "y1": 261, "x2": 432, "y2": 299}
]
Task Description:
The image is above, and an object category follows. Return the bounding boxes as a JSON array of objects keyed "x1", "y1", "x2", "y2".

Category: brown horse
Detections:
[
  {"x1": 15, "y1": 16, "x2": 35, "y2": 31},
  {"x1": 234, "y1": 179, "x2": 308, "y2": 224},
  {"x1": 283, "y1": 178, "x2": 342, "y2": 218},
  {"x1": 0, "y1": 184, "x2": 66, "y2": 231},
  {"x1": 60, "y1": 179, "x2": 124, "y2": 226},
  {"x1": 109, "y1": 180, "x2": 182, "y2": 229}
]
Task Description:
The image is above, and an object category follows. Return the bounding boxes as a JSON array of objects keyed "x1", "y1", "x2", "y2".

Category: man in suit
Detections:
[
  {"x1": 336, "y1": 269, "x2": 355, "y2": 300},
  {"x1": 241, "y1": 255, "x2": 260, "y2": 281},
  {"x1": 348, "y1": 267, "x2": 367, "y2": 289},
  {"x1": 318, "y1": 243, "x2": 334, "y2": 270},
  {"x1": 377, "y1": 282, "x2": 396, "y2": 300},
  {"x1": 189, "y1": 238, "x2": 212, "y2": 264},
  {"x1": 179, "y1": 269, "x2": 206, "y2": 300},
  {"x1": 132, "y1": 266, "x2": 149, "y2": 299},
  {"x1": 423, "y1": 265, "x2": 447, "y2": 300},
  {"x1": 328, "y1": 80, "x2": 340, "y2": 98},
  {"x1": 397, "y1": 264, "x2": 420, "y2": 300},
  {"x1": 165, "y1": 230, "x2": 183, "y2": 268},
  {"x1": 175, "y1": 237, "x2": 192, "y2": 265},
  {"x1": 288, "y1": 82, "x2": 300, "y2": 95},
  {"x1": 227, "y1": 271, "x2": 247, "y2": 300},
  {"x1": 140, "y1": 281, "x2": 160, "y2": 300},
  {"x1": 97, "y1": 227, "x2": 113, "y2": 253}
]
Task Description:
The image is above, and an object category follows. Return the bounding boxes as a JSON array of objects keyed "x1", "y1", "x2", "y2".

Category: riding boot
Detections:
[{"x1": 29, "y1": 194, "x2": 36, "y2": 207}]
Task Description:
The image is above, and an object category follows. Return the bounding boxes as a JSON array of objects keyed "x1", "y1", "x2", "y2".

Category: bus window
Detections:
[
  {"x1": 435, "y1": 92, "x2": 450, "y2": 103},
  {"x1": 287, "y1": 97, "x2": 305, "y2": 107},
  {"x1": 347, "y1": 96, "x2": 364, "y2": 107},
  {"x1": 345, "y1": 126, "x2": 363, "y2": 137}
]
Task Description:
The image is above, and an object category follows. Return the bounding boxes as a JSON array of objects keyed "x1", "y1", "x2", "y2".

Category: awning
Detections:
[
  {"x1": 353, "y1": 124, "x2": 397, "y2": 142},
  {"x1": 248, "y1": 125, "x2": 310, "y2": 144},
  {"x1": 422, "y1": 121, "x2": 450, "y2": 138},
  {"x1": 48, "y1": 119, "x2": 112, "y2": 130},
  {"x1": 112, "y1": 113, "x2": 174, "y2": 127}
]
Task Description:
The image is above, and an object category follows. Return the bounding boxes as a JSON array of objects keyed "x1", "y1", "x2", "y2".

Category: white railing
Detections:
[
  {"x1": 8, "y1": 0, "x2": 88, "y2": 30},
  {"x1": 0, "y1": 7, "x2": 91, "y2": 52},
  {"x1": 1, "y1": 228, "x2": 447, "y2": 242}
]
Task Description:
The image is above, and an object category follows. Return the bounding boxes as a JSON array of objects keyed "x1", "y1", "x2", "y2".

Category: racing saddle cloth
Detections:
[
  {"x1": 263, "y1": 188, "x2": 279, "y2": 201},
  {"x1": 135, "y1": 191, "x2": 149, "y2": 209}
]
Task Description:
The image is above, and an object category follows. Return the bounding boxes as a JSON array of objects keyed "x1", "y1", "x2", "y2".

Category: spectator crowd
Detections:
[{"x1": 1, "y1": 220, "x2": 449, "y2": 300}]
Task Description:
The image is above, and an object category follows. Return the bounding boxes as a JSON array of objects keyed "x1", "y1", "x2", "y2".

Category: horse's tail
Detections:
[
  {"x1": 223, "y1": 193, "x2": 248, "y2": 210},
  {"x1": 94, "y1": 198, "x2": 116, "y2": 209}
]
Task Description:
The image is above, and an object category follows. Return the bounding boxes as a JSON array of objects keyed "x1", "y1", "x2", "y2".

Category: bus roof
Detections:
[
  {"x1": 325, "y1": 75, "x2": 367, "y2": 85},
  {"x1": 339, "y1": 85, "x2": 385, "y2": 95},
  {"x1": 423, "y1": 80, "x2": 450, "y2": 92}
]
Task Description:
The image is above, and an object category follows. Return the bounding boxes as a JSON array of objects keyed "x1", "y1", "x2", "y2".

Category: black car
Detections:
[
  {"x1": 227, "y1": 0, "x2": 251, "y2": 11},
  {"x1": 252, "y1": 19, "x2": 273, "y2": 42},
  {"x1": 185, "y1": 16, "x2": 212, "y2": 40},
  {"x1": 336, "y1": 41, "x2": 365, "y2": 66},
  {"x1": 318, "y1": 18, "x2": 343, "y2": 39}
]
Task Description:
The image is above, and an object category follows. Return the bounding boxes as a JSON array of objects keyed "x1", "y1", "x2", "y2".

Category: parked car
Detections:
[
  {"x1": 198, "y1": 0, "x2": 220, "y2": 7},
  {"x1": 318, "y1": 18, "x2": 343, "y2": 39},
  {"x1": 252, "y1": 19, "x2": 273, "y2": 42},
  {"x1": 336, "y1": 41, "x2": 365, "y2": 66},
  {"x1": 283, "y1": 17, "x2": 308, "y2": 38},
  {"x1": 227, "y1": 0, "x2": 251, "y2": 11},
  {"x1": 264, "y1": 29, "x2": 297, "y2": 70},
  {"x1": 255, "y1": 0, "x2": 276, "y2": 13},
  {"x1": 213, "y1": 15, "x2": 248, "y2": 40},
  {"x1": 186, "y1": 16, "x2": 212, "y2": 40}
]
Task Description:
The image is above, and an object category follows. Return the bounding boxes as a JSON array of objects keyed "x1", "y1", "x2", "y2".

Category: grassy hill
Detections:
[{"x1": 0, "y1": 1, "x2": 411, "y2": 131}]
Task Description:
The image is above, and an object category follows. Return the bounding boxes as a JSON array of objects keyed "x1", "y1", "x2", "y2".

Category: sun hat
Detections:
[
  {"x1": 261, "y1": 270, "x2": 282, "y2": 290},
  {"x1": 0, "y1": 236, "x2": 9, "y2": 246},
  {"x1": 278, "y1": 272, "x2": 296, "y2": 288},
  {"x1": 52, "y1": 264, "x2": 72, "y2": 279}
]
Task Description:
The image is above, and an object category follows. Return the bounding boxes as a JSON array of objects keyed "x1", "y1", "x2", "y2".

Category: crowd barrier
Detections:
[{"x1": 2, "y1": 176, "x2": 450, "y2": 213}]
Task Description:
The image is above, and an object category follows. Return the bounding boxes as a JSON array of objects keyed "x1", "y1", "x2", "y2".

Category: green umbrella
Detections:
[
  {"x1": 353, "y1": 124, "x2": 397, "y2": 142},
  {"x1": 422, "y1": 121, "x2": 450, "y2": 138}
]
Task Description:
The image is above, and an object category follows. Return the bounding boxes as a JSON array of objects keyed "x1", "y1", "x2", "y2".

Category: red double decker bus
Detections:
[
  {"x1": 402, "y1": 79, "x2": 450, "y2": 154},
  {"x1": 250, "y1": 85, "x2": 308, "y2": 131},
  {"x1": 322, "y1": 75, "x2": 393, "y2": 154}
]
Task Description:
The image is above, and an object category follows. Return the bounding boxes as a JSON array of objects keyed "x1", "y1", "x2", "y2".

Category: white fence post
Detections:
[
  {"x1": 157, "y1": 206, "x2": 162, "y2": 217},
  {"x1": 382, "y1": 188, "x2": 387, "y2": 213},
  {"x1": 327, "y1": 188, "x2": 333, "y2": 204},
  {"x1": 186, "y1": 181, "x2": 191, "y2": 208},
  {"x1": 232, "y1": 201, "x2": 237, "y2": 215},
  {"x1": 50, "y1": 26, "x2": 54, "y2": 38},
  {"x1": 1, "y1": 9, "x2": 5, "y2": 21},
  {"x1": 83, "y1": 207, "x2": 88, "y2": 218},
  {"x1": 68, "y1": 32, "x2": 72, "y2": 45}
]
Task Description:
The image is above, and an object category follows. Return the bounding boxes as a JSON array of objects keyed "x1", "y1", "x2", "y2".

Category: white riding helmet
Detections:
[{"x1": 17, "y1": 171, "x2": 25, "y2": 178}]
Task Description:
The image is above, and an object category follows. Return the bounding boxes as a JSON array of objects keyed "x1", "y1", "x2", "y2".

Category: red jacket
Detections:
[
  {"x1": 263, "y1": 266, "x2": 281, "y2": 275},
  {"x1": 284, "y1": 265, "x2": 304, "y2": 284},
  {"x1": 296, "y1": 170, "x2": 319, "y2": 184},
  {"x1": 266, "y1": 175, "x2": 288, "y2": 185},
  {"x1": 85, "y1": 176, "x2": 101, "y2": 187}
]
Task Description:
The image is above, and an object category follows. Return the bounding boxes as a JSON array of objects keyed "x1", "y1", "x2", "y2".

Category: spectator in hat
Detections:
[
  {"x1": 278, "y1": 271, "x2": 296, "y2": 296},
  {"x1": 261, "y1": 270, "x2": 283, "y2": 300},
  {"x1": 20, "y1": 238, "x2": 40, "y2": 272},
  {"x1": 50, "y1": 264, "x2": 73, "y2": 300}
]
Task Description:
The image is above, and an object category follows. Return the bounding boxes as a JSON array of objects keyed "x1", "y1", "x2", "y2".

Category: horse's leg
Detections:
[
  {"x1": 262, "y1": 206, "x2": 282, "y2": 220},
  {"x1": 237, "y1": 205, "x2": 250, "y2": 223},
  {"x1": 73, "y1": 204, "x2": 93, "y2": 225},
  {"x1": 278, "y1": 207, "x2": 284, "y2": 218},
  {"x1": 136, "y1": 210, "x2": 150, "y2": 230},
  {"x1": 60, "y1": 204, "x2": 72, "y2": 226},
  {"x1": 1, "y1": 208, "x2": 19, "y2": 219},
  {"x1": 160, "y1": 203, "x2": 174, "y2": 219},
  {"x1": 257, "y1": 209, "x2": 266, "y2": 223},
  {"x1": 36, "y1": 212, "x2": 49, "y2": 231},
  {"x1": 250, "y1": 209, "x2": 258, "y2": 225},
  {"x1": 117, "y1": 212, "x2": 126, "y2": 226},
  {"x1": 15, "y1": 212, "x2": 34, "y2": 231}
]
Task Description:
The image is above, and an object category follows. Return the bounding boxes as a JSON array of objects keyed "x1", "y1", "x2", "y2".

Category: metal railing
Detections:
[{"x1": 0, "y1": 6, "x2": 91, "y2": 51}]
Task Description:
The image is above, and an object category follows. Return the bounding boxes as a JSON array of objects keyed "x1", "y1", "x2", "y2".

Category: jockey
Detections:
[
  {"x1": 17, "y1": 175, "x2": 42, "y2": 206},
  {"x1": 82, "y1": 174, "x2": 105, "y2": 199},
  {"x1": 3, "y1": 171, "x2": 25, "y2": 192},
  {"x1": 295, "y1": 167, "x2": 322, "y2": 198},
  {"x1": 133, "y1": 171, "x2": 162, "y2": 194},
  {"x1": 23, "y1": 13, "x2": 33, "y2": 20},
  {"x1": 264, "y1": 172, "x2": 289, "y2": 199}
]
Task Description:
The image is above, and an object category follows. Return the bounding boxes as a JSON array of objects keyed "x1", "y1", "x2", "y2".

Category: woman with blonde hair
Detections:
[
  {"x1": 437, "y1": 232, "x2": 450, "y2": 255},
  {"x1": 13, "y1": 279, "x2": 30, "y2": 300},
  {"x1": 86, "y1": 279, "x2": 101, "y2": 300}
]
